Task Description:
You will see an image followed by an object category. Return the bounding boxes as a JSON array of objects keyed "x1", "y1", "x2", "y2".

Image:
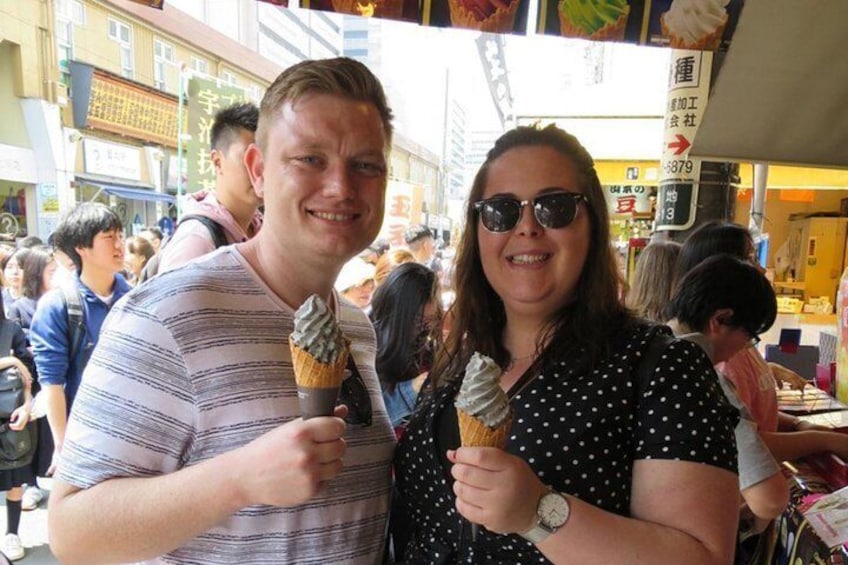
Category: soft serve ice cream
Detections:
[
  {"x1": 661, "y1": 0, "x2": 729, "y2": 50},
  {"x1": 455, "y1": 352, "x2": 512, "y2": 431},
  {"x1": 558, "y1": 0, "x2": 630, "y2": 41},
  {"x1": 290, "y1": 294, "x2": 350, "y2": 419}
]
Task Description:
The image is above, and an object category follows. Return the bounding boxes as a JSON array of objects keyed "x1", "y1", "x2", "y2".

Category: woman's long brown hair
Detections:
[{"x1": 430, "y1": 124, "x2": 634, "y2": 388}]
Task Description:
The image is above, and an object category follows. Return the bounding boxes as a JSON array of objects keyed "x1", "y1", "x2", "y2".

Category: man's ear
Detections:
[
  {"x1": 74, "y1": 246, "x2": 87, "y2": 263},
  {"x1": 244, "y1": 143, "x2": 265, "y2": 198},
  {"x1": 210, "y1": 148, "x2": 223, "y2": 176},
  {"x1": 708, "y1": 307, "x2": 735, "y2": 335}
]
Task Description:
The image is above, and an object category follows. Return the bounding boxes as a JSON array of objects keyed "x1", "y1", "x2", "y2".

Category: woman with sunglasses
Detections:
[{"x1": 392, "y1": 125, "x2": 739, "y2": 563}]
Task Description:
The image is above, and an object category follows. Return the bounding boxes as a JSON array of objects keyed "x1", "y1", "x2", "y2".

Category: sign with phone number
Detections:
[{"x1": 656, "y1": 50, "x2": 712, "y2": 231}]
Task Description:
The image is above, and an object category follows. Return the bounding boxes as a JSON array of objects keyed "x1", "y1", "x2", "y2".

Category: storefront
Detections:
[{"x1": 67, "y1": 61, "x2": 179, "y2": 233}]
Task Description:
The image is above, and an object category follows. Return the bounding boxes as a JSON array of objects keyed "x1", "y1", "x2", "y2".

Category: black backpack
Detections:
[
  {"x1": 138, "y1": 215, "x2": 227, "y2": 283},
  {"x1": 0, "y1": 320, "x2": 36, "y2": 469}
]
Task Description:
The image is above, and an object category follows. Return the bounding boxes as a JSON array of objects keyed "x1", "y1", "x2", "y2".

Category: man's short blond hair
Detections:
[{"x1": 256, "y1": 57, "x2": 393, "y2": 151}]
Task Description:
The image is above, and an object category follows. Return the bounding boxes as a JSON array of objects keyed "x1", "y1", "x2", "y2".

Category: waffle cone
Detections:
[
  {"x1": 331, "y1": 0, "x2": 403, "y2": 18},
  {"x1": 559, "y1": 6, "x2": 629, "y2": 41},
  {"x1": 661, "y1": 11, "x2": 727, "y2": 50},
  {"x1": 448, "y1": 0, "x2": 519, "y2": 33},
  {"x1": 457, "y1": 408, "x2": 513, "y2": 448},
  {"x1": 289, "y1": 337, "x2": 350, "y2": 389}
]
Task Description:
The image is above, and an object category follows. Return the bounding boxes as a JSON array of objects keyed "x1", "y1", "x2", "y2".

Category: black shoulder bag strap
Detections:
[
  {"x1": 0, "y1": 321, "x2": 15, "y2": 357},
  {"x1": 61, "y1": 284, "x2": 86, "y2": 361},
  {"x1": 179, "y1": 215, "x2": 228, "y2": 249}
]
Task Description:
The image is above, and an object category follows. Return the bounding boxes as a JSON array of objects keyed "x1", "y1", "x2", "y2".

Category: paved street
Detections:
[{"x1": 0, "y1": 479, "x2": 57, "y2": 564}]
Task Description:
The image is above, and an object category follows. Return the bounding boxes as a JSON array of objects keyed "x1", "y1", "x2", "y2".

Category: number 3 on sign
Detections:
[{"x1": 662, "y1": 160, "x2": 694, "y2": 175}]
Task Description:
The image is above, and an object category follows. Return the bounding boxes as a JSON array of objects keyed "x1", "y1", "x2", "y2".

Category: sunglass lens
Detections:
[
  {"x1": 535, "y1": 194, "x2": 577, "y2": 229},
  {"x1": 481, "y1": 200, "x2": 520, "y2": 233}
]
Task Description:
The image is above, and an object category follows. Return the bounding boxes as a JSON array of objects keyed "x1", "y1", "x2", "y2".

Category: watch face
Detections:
[{"x1": 539, "y1": 492, "x2": 570, "y2": 529}]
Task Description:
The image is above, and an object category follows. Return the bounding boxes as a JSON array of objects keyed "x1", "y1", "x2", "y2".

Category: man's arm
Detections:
[
  {"x1": 49, "y1": 408, "x2": 348, "y2": 564},
  {"x1": 30, "y1": 290, "x2": 73, "y2": 472},
  {"x1": 761, "y1": 429, "x2": 848, "y2": 462},
  {"x1": 42, "y1": 384, "x2": 67, "y2": 475}
]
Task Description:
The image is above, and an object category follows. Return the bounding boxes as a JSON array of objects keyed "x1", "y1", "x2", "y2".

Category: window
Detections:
[
  {"x1": 247, "y1": 85, "x2": 263, "y2": 104},
  {"x1": 108, "y1": 18, "x2": 133, "y2": 79},
  {"x1": 221, "y1": 70, "x2": 237, "y2": 86},
  {"x1": 56, "y1": 19, "x2": 73, "y2": 86},
  {"x1": 190, "y1": 56, "x2": 209, "y2": 75},
  {"x1": 153, "y1": 38, "x2": 174, "y2": 90},
  {"x1": 56, "y1": 0, "x2": 85, "y2": 25}
]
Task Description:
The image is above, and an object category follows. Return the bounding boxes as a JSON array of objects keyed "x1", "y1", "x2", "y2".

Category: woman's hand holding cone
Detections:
[{"x1": 448, "y1": 446, "x2": 547, "y2": 535}]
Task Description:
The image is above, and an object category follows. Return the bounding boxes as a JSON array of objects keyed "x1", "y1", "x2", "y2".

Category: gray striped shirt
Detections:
[{"x1": 58, "y1": 247, "x2": 396, "y2": 564}]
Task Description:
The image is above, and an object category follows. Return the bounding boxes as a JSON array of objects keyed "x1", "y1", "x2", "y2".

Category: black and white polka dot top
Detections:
[{"x1": 393, "y1": 323, "x2": 738, "y2": 564}]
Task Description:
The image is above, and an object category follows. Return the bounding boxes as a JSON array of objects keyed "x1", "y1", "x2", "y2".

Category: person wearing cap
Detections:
[
  {"x1": 361, "y1": 237, "x2": 389, "y2": 266},
  {"x1": 403, "y1": 224, "x2": 435, "y2": 266},
  {"x1": 335, "y1": 256, "x2": 376, "y2": 309}
]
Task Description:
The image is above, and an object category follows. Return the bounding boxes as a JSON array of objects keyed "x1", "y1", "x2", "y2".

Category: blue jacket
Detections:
[{"x1": 30, "y1": 274, "x2": 132, "y2": 411}]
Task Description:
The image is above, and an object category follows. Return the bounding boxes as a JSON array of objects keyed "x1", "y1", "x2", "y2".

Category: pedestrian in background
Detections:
[
  {"x1": 124, "y1": 236, "x2": 155, "y2": 286},
  {"x1": 30, "y1": 203, "x2": 131, "y2": 478},
  {"x1": 7, "y1": 245, "x2": 58, "y2": 512},
  {"x1": 153, "y1": 103, "x2": 263, "y2": 276},
  {"x1": 626, "y1": 239, "x2": 681, "y2": 322},
  {"x1": 0, "y1": 291, "x2": 35, "y2": 562},
  {"x1": 370, "y1": 262, "x2": 442, "y2": 434}
]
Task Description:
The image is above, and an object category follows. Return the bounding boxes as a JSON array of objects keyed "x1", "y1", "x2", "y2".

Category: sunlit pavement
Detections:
[{"x1": 0, "y1": 479, "x2": 57, "y2": 564}]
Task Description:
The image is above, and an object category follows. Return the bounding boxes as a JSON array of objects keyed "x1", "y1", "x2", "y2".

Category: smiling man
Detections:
[
  {"x1": 30, "y1": 203, "x2": 132, "y2": 478},
  {"x1": 48, "y1": 58, "x2": 396, "y2": 565}
]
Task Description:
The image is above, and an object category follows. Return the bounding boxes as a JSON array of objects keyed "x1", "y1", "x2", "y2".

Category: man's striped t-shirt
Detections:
[{"x1": 57, "y1": 247, "x2": 396, "y2": 564}]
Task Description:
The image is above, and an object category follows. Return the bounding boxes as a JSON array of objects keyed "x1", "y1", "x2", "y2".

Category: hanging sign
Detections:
[{"x1": 656, "y1": 49, "x2": 711, "y2": 231}]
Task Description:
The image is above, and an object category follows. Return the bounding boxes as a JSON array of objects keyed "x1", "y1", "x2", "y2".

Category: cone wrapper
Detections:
[
  {"x1": 457, "y1": 408, "x2": 513, "y2": 448},
  {"x1": 660, "y1": 11, "x2": 727, "y2": 51},
  {"x1": 290, "y1": 337, "x2": 350, "y2": 419}
]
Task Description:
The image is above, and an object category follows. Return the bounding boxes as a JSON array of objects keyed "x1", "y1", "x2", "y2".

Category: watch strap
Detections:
[{"x1": 520, "y1": 521, "x2": 555, "y2": 543}]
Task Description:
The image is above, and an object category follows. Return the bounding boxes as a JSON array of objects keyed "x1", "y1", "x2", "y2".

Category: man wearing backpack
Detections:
[
  {"x1": 29, "y1": 203, "x2": 132, "y2": 475},
  {"x1": 154, "y1": 102, "x2": 263, "y2": 275}
]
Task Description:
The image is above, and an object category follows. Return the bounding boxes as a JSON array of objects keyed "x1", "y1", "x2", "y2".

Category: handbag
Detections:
[
  {"x1": 0, "y1": 421, "x2": 34, "y2": 465},
  {"x1": 0, "y1": 366, "x2": 25, "y2": 419}
]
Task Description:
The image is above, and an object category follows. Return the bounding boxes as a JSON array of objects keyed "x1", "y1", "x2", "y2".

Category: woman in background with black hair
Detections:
[
  {"x1": 369, "y1": 262, "x2": 442, "y2": 436},
  {"x1": 7, "y1": 245, "x2": 57, "y2": 513},
  {"x1": 0, "y1": 290, "x2": 35, "y2": 562}
]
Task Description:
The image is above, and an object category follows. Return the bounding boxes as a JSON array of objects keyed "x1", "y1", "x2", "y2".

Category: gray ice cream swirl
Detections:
[
  {"x1": 455, "y1": 352, "x2": 510, "y2": 427},
  {"x1": 291, "y1": 294, "x2": 346, "y2": 364}
]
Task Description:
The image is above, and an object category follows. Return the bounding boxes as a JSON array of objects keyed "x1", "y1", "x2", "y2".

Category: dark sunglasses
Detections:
[
  {"x1": 339, "y1": 357, "x2": 372, "y2": 427},
  {"x1": 473, "y1": 190, "x2": 588, "y2": 233}
]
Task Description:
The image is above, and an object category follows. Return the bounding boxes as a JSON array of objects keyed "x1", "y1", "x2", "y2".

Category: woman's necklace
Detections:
[{"x1": 505, "y1": 352, "x2": 535, "y2": 372}]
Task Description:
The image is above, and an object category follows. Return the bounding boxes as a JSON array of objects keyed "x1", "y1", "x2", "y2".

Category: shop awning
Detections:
[
  {"x1": 92, "y1": 184, "x2": 175, "y2": 204},
  {"x1": 690, "y1": 0, "x2": 848, "y2": 169}
]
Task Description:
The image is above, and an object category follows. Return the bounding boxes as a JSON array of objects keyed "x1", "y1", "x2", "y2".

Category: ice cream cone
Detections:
[
  {"x1": 661, "y1": 11, "x2": 727, "y2": 50},
  {"x1": 559, "y1": 6, "x2": 629, "y2": 41},
  {"x1": 457, "y1": 408, "x2": 513, "y2": 448},
  {"x1": 331, "y1": 0, "x2": 403, "y2": 18},
  {"x1": 448, "y1": 0, "x2": 519, "y2": 33},
  {"x1": 290, "y1": 337, "x2": 350, "y2": 419}
]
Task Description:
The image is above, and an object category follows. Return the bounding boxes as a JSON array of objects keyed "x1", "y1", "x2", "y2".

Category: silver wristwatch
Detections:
[{"x1": 520, "y1": 487, "x2": 570, "y2": 544}]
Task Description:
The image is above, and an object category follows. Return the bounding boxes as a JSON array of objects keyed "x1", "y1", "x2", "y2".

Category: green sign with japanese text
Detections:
[{"x1": 186, "y1": 77, "x2": 249, "y2": 193}]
